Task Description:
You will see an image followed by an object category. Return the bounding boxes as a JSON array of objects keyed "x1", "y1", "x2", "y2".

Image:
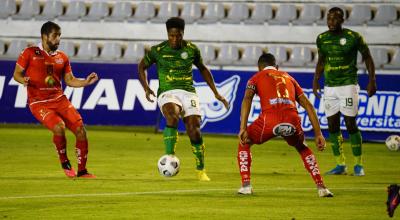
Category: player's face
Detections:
[
  {"x1": 167, "y1": 28, "x2": 184, "y2": 49},
  {"x1": 326, "y1": 11, "x2": 343, "y2": 32},
  {"x1": 44, "y1": 29, "x2": 61, "y2": 51}
]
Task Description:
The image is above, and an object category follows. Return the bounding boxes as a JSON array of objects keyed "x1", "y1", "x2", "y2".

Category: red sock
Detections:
[
  {"x1": 299, "y1": 147, "x2": 324, "y2": 187},
  {"x1": 237, "y1": 143, "x2": 252, "y2": 186},
  {"x1": 53, "y1": 135, "x2": 68, "y2": 163},
  {"x1": 76, "y1": 140, "x2": 88, "y2": 172}
]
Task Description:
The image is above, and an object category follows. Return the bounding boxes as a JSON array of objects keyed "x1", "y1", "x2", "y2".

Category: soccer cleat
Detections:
[
  {"x1": 353, "y1": 165, "x2": 365, "y2": 176},
  {"x1": 238, "y1": 185, "x2": 253, "y2": 195},
  {"x1": 197, "y1": 169, "x2": 210, "y2": 181},
  {"x1": 77, "y1": 170, "x2": 96, "y2": 178},
  {"x1": 325, "y1": 165, "x2": 347, "y2": 175},
  {"x1": 61, "y1": 161, "x2": 76, "y2": 178},
  {"x1": 318, "y1": 187, "x2": 334, "y2": 197},
  {"x1": 387, "y1": 184, "x2": 400, "y2": 218}
]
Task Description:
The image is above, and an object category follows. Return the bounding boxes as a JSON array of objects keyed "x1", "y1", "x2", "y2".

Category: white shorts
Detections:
[
  {"x1": 323, "y1": 84, "x2": 359, "y2": 117},
  {"x1": 157, "y1": 89, "x2": 201, "y2": 118}
]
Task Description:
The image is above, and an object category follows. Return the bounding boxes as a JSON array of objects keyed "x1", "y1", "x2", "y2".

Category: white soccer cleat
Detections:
[
  {"x1": 238, "y1": 185, "x2": 253, "y2": 195},
  {"x1": 318, "y1": 187, "x2": 334, "y2": 197}
]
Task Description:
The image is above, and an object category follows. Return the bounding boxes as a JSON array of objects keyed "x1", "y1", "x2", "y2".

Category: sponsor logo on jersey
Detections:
[
  {"x1": 272, "y1": 123, "x2": 296, "y2": 136},
  {"x1": 180, "y1": 52, "x2": 188, "y2": 59}
]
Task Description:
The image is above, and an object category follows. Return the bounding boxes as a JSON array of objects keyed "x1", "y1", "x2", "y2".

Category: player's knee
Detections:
[
  {"x1": 74, "y1": 126, "x2": 87, "y2": 140},
  {"x1": 344, "y1": 117, "x2": 358, "y2": 134},
  {"x1": 52, "y1": 122, "x2": 66, "y2": 136},
  {"x1": 164, "y1": 113, "x2": 179, "y2": 126}
]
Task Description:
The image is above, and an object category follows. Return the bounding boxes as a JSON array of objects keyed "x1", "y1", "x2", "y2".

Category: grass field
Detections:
[{"x1": 0, "y1": 125, "x2": 399, "y2": 219}]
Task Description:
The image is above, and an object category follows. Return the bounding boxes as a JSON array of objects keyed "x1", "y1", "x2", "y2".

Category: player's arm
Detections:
[
  {"x1": 196, "y1": 62, "x2": 229, "y2": 109},
  {"x1": 313, "y1": 52, "x2": 325, "y2": 99},
  {"x1": 13, "y1": 64, "x2": 29, "y2": 86},
  {"x1": 361, "y1": 48, "x2": 377, "y2": 97},
  {"x1": 238, "y1": 87, "x2": 255, "y2": 144},
  {"x1": 138, "y1": 58, "x2": 156, "y2": 102},
  {"x1": 297, "y1": 94, "x2": 326, "y2": 151},
  {"x1": 64, "y1": 72, "x2": 98, "y2": 88}
]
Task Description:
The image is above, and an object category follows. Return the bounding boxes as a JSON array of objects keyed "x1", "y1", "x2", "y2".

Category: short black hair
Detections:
[
  {"x1": 328, "y1": 7, "x2": 344, "y2": 19},
  {"x1": 41, "y1": 21, "x2": 61, "y2": 36},
  {"x1": 166, "y1": 17, "x2": 185, "y2": 31},
  {"x1": 258, "y1": 53, "x2": 276, "y2": 67}
]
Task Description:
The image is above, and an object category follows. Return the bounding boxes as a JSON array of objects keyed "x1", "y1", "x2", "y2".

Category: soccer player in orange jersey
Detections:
[
  {"x1": 237, "y1": 53, "x2": 333, "y2": 197},
  {"x1": 13, "y1": 21, "x2": 98, "y2": 178}
]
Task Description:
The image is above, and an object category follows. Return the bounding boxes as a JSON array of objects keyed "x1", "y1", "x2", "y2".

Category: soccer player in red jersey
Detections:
[
  {"x1": 237, "y1": 53, "x2": 333, "y2": 197},
  {"x1": 12, "y1": 21, "x2": 98, "y2": 178}
]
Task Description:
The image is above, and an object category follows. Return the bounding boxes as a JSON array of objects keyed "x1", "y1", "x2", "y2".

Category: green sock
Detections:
[
  {"x1": 329, "y1": 132, "x2": 346, "y2": 166},
  {"x1": 349, "y1": 131, "x2": 363, "y2": 166},
  {"x1": 191, "y1": 138, "x2": 205, "y2": 170},
  {"x1": 163, "y1": 126, "x2": 178, "y2": 155}
]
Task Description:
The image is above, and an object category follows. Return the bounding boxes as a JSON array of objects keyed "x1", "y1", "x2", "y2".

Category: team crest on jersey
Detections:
[
  {"x1": 181, "y1": 52, "x2": 188, "y2": 59},
  {"x1": 34, "y1": 50, "x2": 41, "y2": 55},
  {"x1": 194, "y1": 75, "x2": 240, "y2": 128},
  {"x1": 340, "y1": 38, "x2": 347, "y2": 45}
]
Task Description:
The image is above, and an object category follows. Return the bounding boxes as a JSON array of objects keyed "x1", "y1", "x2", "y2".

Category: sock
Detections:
[
  {"x1": 329, "y1": 132, "x2": 346, "y2": 166},
  {"x1": 53, "y1": 135, "x2": 68, "y2": 163},
  {"x1": 191, "y1": 138, "x2": 205, "y2": 170},
  {"x1": 237, "y1": 143, "x2": 252, "y2": 187},
  {"x1": 76, "y1": 140, "x2": 88, "y2": 172},
  {"x1": 349, "y1": 131, "x2": 363, "y2": 165},
  {"x1": 298, "y1": 146, "x2": 324, "y2": 188},
  {"x1": 163, "y1": 126, "x2": 178, "y2": 155}
]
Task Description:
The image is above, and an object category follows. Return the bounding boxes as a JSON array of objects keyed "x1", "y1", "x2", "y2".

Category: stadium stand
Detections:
[
  {"x1": 12, "y1": 0, "x2": 40, "y2": 20},
  {"x1": 384, "y1": 48, "x2": 400, "y2": 69},
  {"x1": 58, "y1": 0, "x2": 86, "y2": 21},
  {"x1": 180, "y1": 2, "x2": 202, "y2": 24},
  {"x1": 105, "y1": 1, "x2": 132, "y2": 22},
  {"x1": 267, "y1": 45, "x2": 288, "y2": 65},
  {"x1": 346, "y1": 4, "x2": 372, "y2": 26},
  {"x1": 82, "y1": 1, "x2": 109, "y2": 22},
  {"x1": 237, "y1": 45, "x2": 264, "y2": 66},
  {"x1": 283, "y1": 46, "x2": 313, "y2": 67},
  {"x1": 0, "y1": 0, "x2": 16, "y2": 19},
  {"x1": 212, "y1": 44, "x2": 240, "y2": 65},
  {"x1": 197, "y1": 44, "x2": 216, "y2": 65},
  {"x1": 221, "y1": 3, "x2": 249, "y2": 24},
  {"x1": 152, "y1": 2, "x2": 179, "y2": 23},
  {"x1": 0, "y1": 40, "x2": 5, "y2": 56},
  {"x1": 367, "y1": 5, "x2": 397, "y2": 26},
  {"x1": 269, "y1": 4, "x2": 297, "y2": 25},
  {"x1": 121, "y1": 42, "x2": 145, "y2": 63},
  {"x1": 58, "y1": 41, "x2": 76, "y2": 57},
  {"x1": 292, "y1": 4, "x2": 323, "y2": 25},
  {"x1": 128, "y1": 2, "x2": 155, "y2": 22},
  {"x1": 98, "y1": 42, "x2": 122, "y2": 61},
  {"x1": 1, "y1": 39, "x2": 28, "y2": 59},
  {"x1": 244, "y1": 3, "x2": 273, "y2": 24},
  {"x1": 197, "y1": 2, "x2": 225, "y2": 24},
  {"x1": 75, "y1": 41, "x2": 98, "y2": 60}
]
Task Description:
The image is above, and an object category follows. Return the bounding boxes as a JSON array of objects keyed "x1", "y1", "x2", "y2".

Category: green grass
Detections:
[{"x1": 0, "y1": 125, "x2": 399, "y2": 219}]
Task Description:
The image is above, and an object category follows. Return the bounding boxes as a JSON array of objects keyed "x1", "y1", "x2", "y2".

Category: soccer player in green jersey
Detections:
[
  {"x1": 138, "y1": 17, "x2": 229, "y2": 181},
  {"x1": 313, "y1": 7, "x2": 377, "y2": 176}
]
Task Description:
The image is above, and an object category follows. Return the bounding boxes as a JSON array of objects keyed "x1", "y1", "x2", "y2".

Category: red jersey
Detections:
[
  {"x1": 247, "y1": 66, "x2": 304, "y2": 113},
  {"x1": 16, "y1": 45, "x2": 72, "y2": 105}
]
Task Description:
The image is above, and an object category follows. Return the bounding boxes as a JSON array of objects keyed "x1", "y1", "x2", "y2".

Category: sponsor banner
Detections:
[{"x1": 1, "y1": 60, "x2": 399, "y2": 141}]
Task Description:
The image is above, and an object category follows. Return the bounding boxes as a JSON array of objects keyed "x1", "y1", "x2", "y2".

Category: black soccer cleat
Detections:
[{"x1": 387, "y1": 184, "x2": 400, "y2": 218}]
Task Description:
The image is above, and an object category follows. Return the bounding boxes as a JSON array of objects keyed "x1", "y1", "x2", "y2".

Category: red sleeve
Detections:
[
  {"x1": 16, "y1": 48, "x2": 31, "y2": 70},
  {"x1": 63, "y1": 53, "x2": 72, "y2": 75},
  {"x1": 246, "y1": 74, "x2": 257, "y2": 92}
]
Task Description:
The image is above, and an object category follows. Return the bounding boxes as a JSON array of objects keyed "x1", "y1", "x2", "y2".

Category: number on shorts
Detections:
[
  {"x1": 191, "y1": 100, "x2": 197, "y2": 107},
  {"x1": 345, "y1": 98, "x2": 353, "y2": 107}
]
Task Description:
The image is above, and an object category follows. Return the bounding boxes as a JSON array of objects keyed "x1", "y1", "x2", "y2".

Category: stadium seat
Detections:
[
  {"x1": 58, "y1": 1, "x2": 86, "y2": 21},
  {"x1": 197, "y1": 2, "x2": 225, "y2": 24},
  {"x1": 221, "y1": 3, "x2": 249, "y2": 24},
  {"x1": 267, "y1": 45, "x2": 287, "y2": 65},
  {"x1": 370, "y1": 47, "x2": 389, "y2": 69},
  {"x1": 121, "y1": 42, "x2": 145, "y2": 62},
  {"x1": 0, "y1": 0, "x2": 17, "y2": 19},
  {"x1": 2, "y1": 39, "x2": 28, "y2": 58},
  {"x1": 98, "y1": 42, "x2": 121, "y2": 61},
  {"x1": 367, "y1": 5, "x2": 397, "y2": 26},
  {"x1": 211, "y1": 44, "x2": 239, "y2": 65},
  {"x1": 292, "y1": 4, "x2": 322, "y2": 25},
  {"x1": 58, "y1": 41, "x2": 75, "y2": 58},
  {"x1": 75, "y1": 41, "x2": 98, "y2": 60},
  {"x1": 152, "y1": 2, "x2": 179, "y2": 23},
  {"x1": 35, "y1": 0, "x2": 63, "y2": 20},
  {"x1": 105, "y1": 2, "x2": 132, "y2": 22},
  {"x1": 82, "y1": 2, "x2": 109, "y2": 21},
  {"x1": 306, "y1": 49, "x2": 318, "y2": 67},
  {"x1": 12, "y1": 0, "x2": 40, "y2": 20},
  {"x1": 283, "y1": 46, "x2": 313, "y2": 67},
  {"x1": 269, "y1": 4, "x2": 297, "y2": 25},
  {"x1": 0, "y1": 40, "x2": 5, "y2": 55},
  {"x1": 244, "y1": 3, "x2": 273, "y2": 24},
  {"x1": 346, "y1": 5, "x2": 371, "y2": 26},
  {"x1": 238, "y1": 45, "x2": 263, "y2": 66},
  {"x1": 383, "y1": 48, "x2": 400, "y2": 70},
  {"x1": 197, "y1": 44, "x2": 216, "y2": 64},
  {"x1": 180, "y1": 2, "x2": 202, "y2": 24},
  {"x1": 128, "y1": 2, "x2": 155, "y2": 22}
]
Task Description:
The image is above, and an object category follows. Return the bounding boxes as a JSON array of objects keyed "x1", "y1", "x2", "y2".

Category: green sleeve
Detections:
[
  {"x1": 193, "y1": 44, "x2": 203, "y2": 67},
  {"x1": 143, "y1": 46, "x2": 156, "y2": 67},
  {"x1": 357, "y1": 34, "x2": 369, "y2": 54}
]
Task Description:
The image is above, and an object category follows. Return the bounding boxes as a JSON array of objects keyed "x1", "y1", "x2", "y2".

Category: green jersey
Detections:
[
  {"x1": 143, "y1": 40, "x2": 202, "y2": 96},
  {"x1": 316, "y1": 28, "x2": 369, "y2": 87}
]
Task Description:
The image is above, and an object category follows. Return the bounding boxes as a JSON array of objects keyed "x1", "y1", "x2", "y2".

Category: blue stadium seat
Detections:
[
  {"x1": 180, "y1": 2, "x2": 202, "y2": 24},
  {"x1": 58, "y1": 1, "x2": 86, "y2": 21},
  {"x1": 0, "y1": 0, "x2": 17, "y2": 19},
  {"x1": 105, "y1": 2, "x2": 132, "y2": 22},
  {"x1": 12, "y1": 0, "x2": 40, "y2": 20},
  {"x1": 36, "y1": 0, "x2": 63, "y2": 20},
  {"x1": 244, "y1": 3, "x2": 273, "y2": 24}
]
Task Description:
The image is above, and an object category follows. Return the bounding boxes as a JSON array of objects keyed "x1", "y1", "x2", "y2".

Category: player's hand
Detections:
[
  {"x1": 215, "y1": 93, "x2": 230, "y2": 110},
  {"x1": 238, "y1": 128, "x2": 249, "y2": 145},
  {"x1": 23, "y1": 77, "x2": 30, "y2": 87},
  {"x1": 145, "y1": 88, "x2": 156, "y2": 103},
  {"x1": 315, "y1": 134, "x2": 326, "y2": 151},
  {"x1": 367, "y1": 79, "x2": 377, "y2": 97},
  {"x1": 312, "y1": 79, "x2": 321, "y2": 99},
  {"x1": 85, "y1": 72, "x2": 98, "y2": 85}
]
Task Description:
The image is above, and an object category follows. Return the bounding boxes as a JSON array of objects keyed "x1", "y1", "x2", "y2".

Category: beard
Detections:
[{"x1": 47, "y1": 41, "x2": 59, "y2": 51}]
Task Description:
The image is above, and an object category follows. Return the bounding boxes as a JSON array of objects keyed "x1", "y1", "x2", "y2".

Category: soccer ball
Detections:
[
  {"x1": 157, "y1": 155, "x2": 180, "y2": 177},
  {"x1": 385, "y1": 135, "x2": 400, "y2": 151}
]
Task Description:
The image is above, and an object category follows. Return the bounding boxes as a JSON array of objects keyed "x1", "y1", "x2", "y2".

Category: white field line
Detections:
[{"x1": 0, "y1": 187, "x2": 385, "y2": 200}]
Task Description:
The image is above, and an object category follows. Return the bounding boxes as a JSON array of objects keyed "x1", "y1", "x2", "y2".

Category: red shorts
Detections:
[
  {"x1": 29, "y1": 96, "x2": 83, "y2": 132},
  {"x1": 247, "y1": 109, "x2": 304, "y2": 146}
]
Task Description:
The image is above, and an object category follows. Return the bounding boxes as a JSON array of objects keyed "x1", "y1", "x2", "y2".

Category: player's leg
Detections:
[{"x1": 387, "y1": 184, "x2": 400, "y2": 217}]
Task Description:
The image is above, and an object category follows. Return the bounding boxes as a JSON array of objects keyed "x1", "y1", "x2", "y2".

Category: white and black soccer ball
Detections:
[
  {"x1": 385, "y1": 135, "x2": 400, "y2": 151},
  {"x1": 157, "y1": 155, "x2": 180, "y2": 177}
]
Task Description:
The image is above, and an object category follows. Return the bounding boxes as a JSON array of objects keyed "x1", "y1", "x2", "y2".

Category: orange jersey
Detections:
[
  {"x1": 247, "y1": 67, "x2": 304, "y2": 113},
  {"x1": 16, "y1": 45, "x2": 72, "y2": 104}
]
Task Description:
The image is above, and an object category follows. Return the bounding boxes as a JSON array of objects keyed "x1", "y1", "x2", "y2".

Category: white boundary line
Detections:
[{"x1": 0, "y1": 187, "x2": 385, "y2": 200}]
